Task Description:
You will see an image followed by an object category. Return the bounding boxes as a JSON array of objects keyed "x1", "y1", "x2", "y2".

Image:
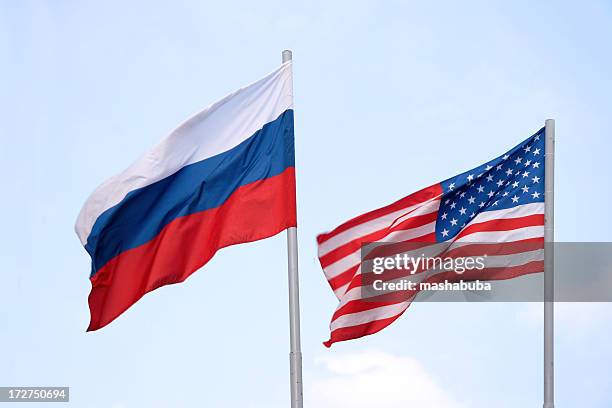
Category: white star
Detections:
[
  {"x1": 450, "y1": 202, "x2": 457, "y2": 209},
  {"x1": 441, "y1": 212, "x2": 448, "y2": 220},
  {"x1": 496, "y1": 179, "x2": 504, "y2": 187},
  {"x1": 445, "y1": 199, "x2": 450, "y2": 204},
  {"x1": 470, "y1": 212, "x2": 475, "y2": 217},
  {"x1": 496, "y1": 164, "x2": 503, "y2": 170},
  {"x1": 487, "y1": 190, "x2": 494, "y2": 198},
  {"x1": 503, "y1": 154, "x2": 509, "y2": 160},
  {"x1": 532, "y1": 176, "x2": 540, "y2": 184},
  {"x1": 503, "y1": 191, "x2": 509, "y2": 197},
  {"x1": 524, "y1": 145, "x2": 531, "y2": 153},
  {"x1": 441, "y1": 228, "x2": 449, "y2": 237},
  {"x1": 485, "y1": 165, "x2": 493, "y2": 171},
  {"x1": 459, "y1": 191, "x2": 466, "y2": 198},
  {"x1": 450, "y1": 218, "x2": 458, "y2": 226},
  {"x1": 459, "y1": 207, "x2": 467, "y2": 215},
  {"x1": 532, "y1": 191, "x2": 541, "y2": 199},
  {"x1": 486, "y1": 174, "x2": 494, "y2": 182},
  {"x1": 535, "y1": 135, "x2": 540, "y2": 141},
  {"x1": 512, "y1": 181, "x2": 520, "y2": 188},
  {"x1": 479, "y1": 201, "x2": 485, "y2": 208},
  {"x1": 524, "y1": 160, "x2": 532, "y2": 167},
  {"x1": 515, "y1": 157, "x2": 522, "y2": 165},
  {"x1": 467, "y1": 174, "x2": 474, "y2": 182},
  {"x1": 522, "y1": 171, "x2": 530, "y2": 178},
  {"x1": 468, "y1": 196, "x2": 476, "y2": 204},
  {"x1": 477, "y1": 185, "x2": 485, "y2": 193},
  {"x1": 533, "y1": 148, "x2": 541, "y2": 155},
  {"x1": 532, "y1": 162, "x2": 540, "y2": 168},
  {"x1": 506, "y1": 168, "x2": 513, "y2": 176},
  {"x1": 511, "y1": 195, "x2": 519, "y2": 203},
  {"x1": 448, "y1": 182, "x2": 455, "y2": 190},
  {"x1": 493, "y1": 200, "x2": 499, "y2": 206},
  {"x1": 522, "y1": 185, "x2": 529, "y2": 193}
]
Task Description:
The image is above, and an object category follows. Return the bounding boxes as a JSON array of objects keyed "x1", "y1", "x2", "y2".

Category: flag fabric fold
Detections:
[
  {"x1": 318, "y1": 129, "x2": 546, "y2": 347},
  {"x1": 76, "y1": 62, "x2": 296, "y2": 331}
]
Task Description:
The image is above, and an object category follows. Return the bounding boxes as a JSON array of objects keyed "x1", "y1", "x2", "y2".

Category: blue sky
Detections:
[{"x1": 1, "y1": 0, "x2": 611, "y2": 407}]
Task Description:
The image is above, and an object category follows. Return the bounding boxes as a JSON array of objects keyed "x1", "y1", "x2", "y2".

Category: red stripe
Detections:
[
  {"x1": 328, "y1": 265, "x2": 359, "y2": 292},
  {"x1": 456, "y1": 214, "x2": 544, "y2": 239},
  {"x1": 87, "y1": 168, "x2": 297, "y2": 331},
  {"x1": 445, "y1": 260, "x2": 543, "y2": 281},
  {"x1": 324, "y1": 311, "x2": 407, "y2": 348},
  {"x1": 331, "y1": 295, "x2": 414, "y2": 322},
  {"x1": 442, "y1": 238, "x2": 543, "y2": 257},
  {"x1": 319, "y1": 210, "x2": 438, "y2": 268},
  {"x1": 316, "y1": 184, "x2": 441, "y2": 245},
  {"x1": 329, "y1": 233, "x2": 437, "y2": 292}
]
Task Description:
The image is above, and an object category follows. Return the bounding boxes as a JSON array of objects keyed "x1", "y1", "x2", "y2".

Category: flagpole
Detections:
[
  {"x1": 543, "y1": 119, "x2": 555, "y2": 408},
  {"x1": 283, "y1": 49, "x2": 304, "y2": 408}
]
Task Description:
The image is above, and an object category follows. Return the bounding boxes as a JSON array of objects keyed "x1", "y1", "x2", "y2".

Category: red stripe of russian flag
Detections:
[{"x1": 88, "y1": 167, "x2": 296, "y2": 331}]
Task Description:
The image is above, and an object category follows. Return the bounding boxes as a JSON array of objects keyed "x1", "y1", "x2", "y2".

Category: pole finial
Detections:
[{"x1": 282, "y1": 50, "x2": 293, "y2": 63}]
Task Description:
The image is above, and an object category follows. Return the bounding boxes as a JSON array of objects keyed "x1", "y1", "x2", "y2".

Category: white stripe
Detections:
[
  {"x1": 330, "y1": 302, "x2": 409, "y2": 331},
  {"x1": 469, "y1": 202, "x2": 544, "y2": 224},
  {"x1": 318, "y1": 198, "x2": 439, "y2": 257},
  {"x1": 379, "y1": 220, "x2": 437, "y2": 248},
  {"x1": 454, "y1": 225, "x2": 543, "y2": 243},
  {"x1": 322, "y1": 219, "x2": 437, "y2": 279},
  {"x1": 75, "y1": 62, "x2": 294, "y2": 245},
  {"x1": 482, "y1": 248, "x2": 544, "y2": 267},
  {"x1": 332, "y1": 282, "x2": 350, "y2": 299}
]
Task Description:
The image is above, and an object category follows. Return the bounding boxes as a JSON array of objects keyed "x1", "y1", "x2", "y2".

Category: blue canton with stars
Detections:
[{"x1": 436, "y1": 128, "x2": 546, "y2": 241}]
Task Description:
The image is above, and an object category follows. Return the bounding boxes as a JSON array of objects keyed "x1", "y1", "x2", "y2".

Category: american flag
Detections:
[{"x1": 317, "y1": 128, "x2": 546, "y2": 347}]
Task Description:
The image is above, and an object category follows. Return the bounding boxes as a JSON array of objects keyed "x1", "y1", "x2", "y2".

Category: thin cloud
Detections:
[{"x1": 308, "y1": 350, "x2": 463, "y2": 408}]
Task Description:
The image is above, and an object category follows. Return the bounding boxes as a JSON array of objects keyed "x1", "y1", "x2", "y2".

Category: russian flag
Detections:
[{"x1": 75, "y1": 62, "x2": 296, "y2": 331}]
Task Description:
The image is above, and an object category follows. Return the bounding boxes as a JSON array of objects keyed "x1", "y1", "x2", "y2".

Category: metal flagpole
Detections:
[
  {"x1": 283, "y1": 49, "x2": 304, "y2": 408},
  {"x1": 543, "y1": 119, "x2": 555, "y2": 408}
]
